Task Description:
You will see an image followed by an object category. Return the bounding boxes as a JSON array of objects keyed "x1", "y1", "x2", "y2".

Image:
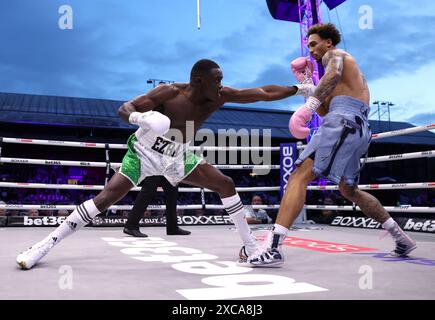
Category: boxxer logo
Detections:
[
  {"x1": 179, "y1": 216, "x2": 232, "y2": 225},
  {"x1": 280, "y1": 143, "x2": 298, "y2": 197},
  {"x1": 331, "y1": 216, "x2": 381, "y2": 229},
  {"x1": 281, "y1": 146, "x2": 295, "y2": 185}
]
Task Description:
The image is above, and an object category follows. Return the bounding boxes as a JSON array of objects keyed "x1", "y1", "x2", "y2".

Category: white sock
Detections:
[
  {"x1": 262, "y1": 224, "x2": 288, "y2": 249},
  {"x1": 273, "y1": 223, "x2": 289, "y2": 237},
  {"x1": 221, "y1": 194, "x2": 256, "y2": 253},
  {"x1": 50, "y1": 199, "x2": 100, "y2": 244},
  {"x1": 382, "y1": 217, "x2": 409, "y2": 242},
  {"x1": 382, "y1": 218, "x2": 396, "y2": 231}
]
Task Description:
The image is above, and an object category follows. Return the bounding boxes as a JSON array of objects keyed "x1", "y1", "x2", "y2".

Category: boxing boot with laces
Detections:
[
  {"x1": 388, "y1": 222, "x2": 417, "y2": 256},
  {"x1": 239, "y1": 231, "x2": 285, "y2": 267},
  {"x1": 16, "y1": 236, "x2": 57, "y2": 270}
]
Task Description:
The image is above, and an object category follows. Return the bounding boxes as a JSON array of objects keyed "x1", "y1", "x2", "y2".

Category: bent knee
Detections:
[
  {"x1": 292, "y1": 166, "x2": 314, "y2": 183},
  {"x1": 339, "y1": 184, "x2": 358, "y2": 199}
]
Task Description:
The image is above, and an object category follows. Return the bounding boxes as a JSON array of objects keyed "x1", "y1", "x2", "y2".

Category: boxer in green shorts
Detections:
[{"x1": 17, "y1": 59, "x2": 313, "y2": 269}]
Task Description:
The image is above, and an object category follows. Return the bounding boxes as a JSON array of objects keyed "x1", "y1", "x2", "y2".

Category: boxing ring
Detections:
[{"x1": 0, "y1": 124, "x2": 434, "y2": 300}]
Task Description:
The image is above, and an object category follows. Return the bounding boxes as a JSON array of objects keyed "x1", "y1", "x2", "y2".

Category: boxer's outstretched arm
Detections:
[
  {"x1": 222, "y1": 85, "x2": 298, "y2": 104},
  {"x1": 313, "y1": 50, "x2": 344, "y2": 102},
  {"x1": 118, "y1": 85, "x2": 178, "y2": 123}
]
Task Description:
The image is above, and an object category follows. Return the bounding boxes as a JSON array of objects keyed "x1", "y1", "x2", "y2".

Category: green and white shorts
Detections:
[{"x1": 119, "y1": 128, "x2": 204, "y2": 186}]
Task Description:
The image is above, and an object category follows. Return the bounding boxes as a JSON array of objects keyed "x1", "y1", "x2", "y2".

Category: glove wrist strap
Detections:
[{"x1": 304, "y1": 96, "x2": 321, "y2": 113}]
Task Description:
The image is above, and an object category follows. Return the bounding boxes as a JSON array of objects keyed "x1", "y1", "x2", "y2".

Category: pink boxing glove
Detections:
[
  {"x1": 289, "y1": 96, "x2": 321, "y2": 139},
  {"x1": 291, "y1": 57, "x2": 314, "y2": 84}
]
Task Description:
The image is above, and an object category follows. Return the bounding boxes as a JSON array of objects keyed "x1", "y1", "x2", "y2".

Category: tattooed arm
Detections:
[
  {"x1": 288, "y1": 50, "x2": 345, "y2": 139},
  {"x1": 313, "y1": 50, "x2": 345, "y2": 102}
]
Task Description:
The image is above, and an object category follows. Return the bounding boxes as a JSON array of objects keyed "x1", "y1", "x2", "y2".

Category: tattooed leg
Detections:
[{"x1": 338, "y1": 181, "x2": 391, "y2": 223}]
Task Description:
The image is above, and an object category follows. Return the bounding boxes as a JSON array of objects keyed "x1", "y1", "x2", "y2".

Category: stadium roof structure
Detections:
[{"x1": 0, "y1": 92, "x2": 434, "y2": 145}]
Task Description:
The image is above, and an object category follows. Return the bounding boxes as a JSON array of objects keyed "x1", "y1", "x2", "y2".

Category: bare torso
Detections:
[
  {"x1": 317, "y1": 49, "x2": 370, "y2": 116},
  {"x1": 156, "y1": 83, "x2": 223, "y2": 142},
  {"x1": 125, "y1": 79, "x2": 297, "y2": 143}
]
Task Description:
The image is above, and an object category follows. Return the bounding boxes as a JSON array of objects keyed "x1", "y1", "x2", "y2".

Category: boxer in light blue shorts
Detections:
[
  {"x1": 296, "y1": 95, "x2": 371, "y2": 186},
  {"x1": 245, "y1": 23, "x2": 416, "y2": 268}
]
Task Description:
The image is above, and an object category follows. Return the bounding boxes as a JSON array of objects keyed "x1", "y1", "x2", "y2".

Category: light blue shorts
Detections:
[{"x1": 296, "y1": 95, "x2": 371, "y2": 186}]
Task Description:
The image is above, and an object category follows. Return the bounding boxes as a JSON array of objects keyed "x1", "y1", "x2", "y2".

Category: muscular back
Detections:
[{"x1": 317, "y1": 49, "x2": 370, "y2": 116}]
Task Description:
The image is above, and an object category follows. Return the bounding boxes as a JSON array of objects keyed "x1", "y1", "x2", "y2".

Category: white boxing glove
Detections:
[
  {"x1": 291, "y1": 57, "x2": 316, "y2": 99},
  {"x1": 294, "y1": 83, "x2": 316, "y2": 100},
  {"x1": 129, "y1": 111, "x2": 171, "y2": 135}
]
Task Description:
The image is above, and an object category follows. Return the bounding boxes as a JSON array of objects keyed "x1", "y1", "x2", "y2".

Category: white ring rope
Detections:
[
  {"x1": 0, "y1": 182, "x2": 279, "y2": 192},
  {"x1": 0, "y1": 150, "x2": 432, "y2": 169},
  {"x1": 188, "y1": 146, "x2": 282, "y2": 151},
  {"x1": 1, "y1": 123, "x2": 433, "y2": 150},
  {"x1": 363, "y1": 150, "x2": 434, "y2": 163},
  {"x1": 0, "y1": 204, "x2": 278, "y2": 211},
  {"x1": 0, "y1": 137, "x2": 281, "y2": 151},
  {"x1": 1, "y1": 138, "x2": 127, "y2": 149},
  {"x1": 0, "y1": 181, "x2": 433, "y2": 192},
  {"x1": 307, "y1": 182, "x2": 435, "y2": 191},
  {"x1": 0, "y1": 157, "x2": 281, "y2": 170},
  {"x1": 1, "y1": 204, "x2": 433, "y2": 213},
  {"x1": 371, "y1": 123, "x2": 435, "y2": 139},
  {"x1": 305, "y1": 205, "x2": 435, "y2": 213}
]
